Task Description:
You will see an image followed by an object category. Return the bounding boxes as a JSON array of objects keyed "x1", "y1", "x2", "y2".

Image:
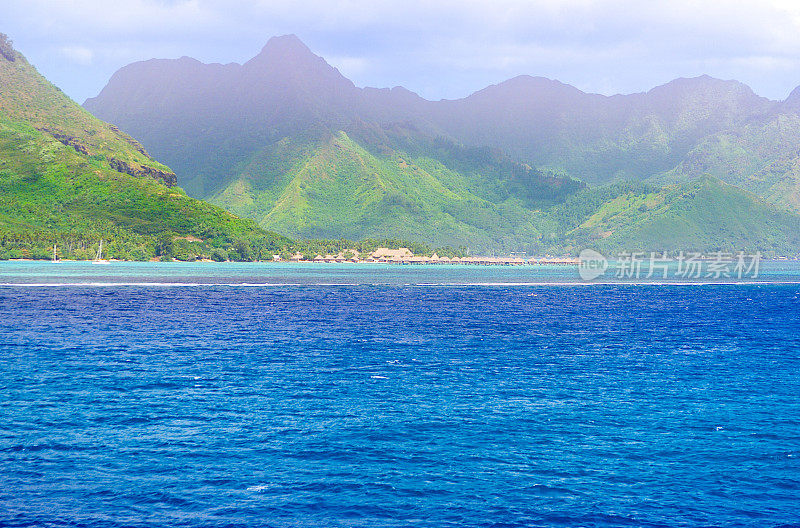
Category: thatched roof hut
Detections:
[{"x1": 371, "y1": 247, "x2": 413, "y2": 260}]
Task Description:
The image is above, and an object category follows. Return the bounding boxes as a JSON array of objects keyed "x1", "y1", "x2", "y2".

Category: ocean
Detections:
[{"x1": 1, "y1": 262, "x2": 799, "y2": 527}]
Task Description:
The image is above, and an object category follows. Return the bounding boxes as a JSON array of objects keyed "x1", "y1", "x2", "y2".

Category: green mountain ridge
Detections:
[
  {"x1": 0, "y1": 41, "x2": 178, "y2": 187},
  {"x1": 558, "y1": 177, "x2": 800, "y2": 254},
  {"x1": 657, "y1": 112, "x2": 800, "y2": 213},
  {"x1": 210, "y1": 125, "x2": 583, "y2": 252},
  {"x1": 208, "y1": 125, "x2": 800, "y2": 254}
]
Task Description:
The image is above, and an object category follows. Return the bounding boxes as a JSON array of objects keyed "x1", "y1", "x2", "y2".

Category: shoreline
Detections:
[
  {"x1": 2, "y1": 257, "x2": 583, "y2": 266},
  {"x1": 4, "y1": 257, "x2": 800, "y2": 265}
]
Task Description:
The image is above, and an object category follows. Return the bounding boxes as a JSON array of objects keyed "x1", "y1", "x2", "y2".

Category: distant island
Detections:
[{"x1": 2, "y1": 32, "x2": 800, "y2": 259}]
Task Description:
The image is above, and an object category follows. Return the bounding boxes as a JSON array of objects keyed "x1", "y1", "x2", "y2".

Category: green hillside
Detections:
[
  {"x1": 206, "y1": 119, "x2": 800, "y2": 255},
  {"x1": 656, "y1": 112, "x2": 800, "y2": 213},
  {"x1": 0, "y1": 37, "x2": 179, "y2": 186},
  {"x1": 0, "y1": 36, "x2": 288, "y2": 261},
  {"x1": 555, "y1": 177, "x2": 800, "y2": 254},
  {"x1": 210, "y1": 126, "x2": 582, "y2": 252}
]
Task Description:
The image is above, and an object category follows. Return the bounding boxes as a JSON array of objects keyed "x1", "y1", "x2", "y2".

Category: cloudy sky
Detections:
[{"x1": 5, "y1": 0, "x2": 800, "y2": 103}]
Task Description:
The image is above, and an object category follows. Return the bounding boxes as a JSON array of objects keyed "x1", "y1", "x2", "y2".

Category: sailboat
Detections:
[
  {"x1": 92, "y1": 240, "x2": 109, "y2": 265},
  {"x1": 52, "y1": 244, "x2": 61, "y2": 263}
]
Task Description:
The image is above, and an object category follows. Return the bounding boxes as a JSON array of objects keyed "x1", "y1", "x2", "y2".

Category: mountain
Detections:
[
  {"x1": 0, "y1": 34, "x2": 288, "y2": 261},
  {"x1": 85, "y1": 35, "x2": 365, "y2": 197},
  {"x1": 656, "y1": 106, "x2": 800, "y2": 213},
  {"x1": 209, "y1": 122, "x2": 582, "y2": 250},
  {"x1": 83, "y1": 34, "x2": 800, "y2": 253},
  {"x1": 428, "y1": 75, "x2": 774, "y2": 184},
  {"x1": 85, "y1": 35, "x2": 589, "y2": 251},
  {"x1": 554, "y1": 177, "x2": 800, "y2": 253},
  {"x1": 84, "y1": 37, "x2": 777, "y2": 191}
]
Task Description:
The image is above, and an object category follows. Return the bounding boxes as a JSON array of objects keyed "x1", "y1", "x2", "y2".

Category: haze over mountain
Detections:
[{"x1": 83, "y1": 34, "x2": 800, "y2": 252}]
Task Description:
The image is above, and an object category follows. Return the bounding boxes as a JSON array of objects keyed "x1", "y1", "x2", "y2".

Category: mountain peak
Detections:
[
  {"x1": 262, "y1": 34, "x2": 309, "y2": 52},
  {"x1": 648, "y1": 75, "x2": 755, "y2": 96},
  {"x1": 464, "y1": 74, "x2": 586, "y2": 104},
  {"x1": 782, "y1": 85, "x2": 800, "y2": 113},
  {"x1": 241, "y1": 33, "x2": 355, "y2": 96},
  {"x1": 247, "y1": 34, "x2": 316, "y2": 66}
]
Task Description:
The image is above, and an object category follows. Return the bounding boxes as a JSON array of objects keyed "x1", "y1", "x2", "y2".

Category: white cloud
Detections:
[{"x1": 59, "y1": 45, "x2": 94, "y2": 65}]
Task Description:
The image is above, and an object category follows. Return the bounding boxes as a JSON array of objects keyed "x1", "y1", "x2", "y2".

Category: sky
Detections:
[{"x1": 5, "y1": 0, "x2": 800, "y2": 104}]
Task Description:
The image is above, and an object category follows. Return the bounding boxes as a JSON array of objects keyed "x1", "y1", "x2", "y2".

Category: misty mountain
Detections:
[
  {"x1": 430, "y1": 74, "x2": 776, "y2": 184},
  {"x1": 85, "y1": 35, "x2": 367, "y2": 196},
  {"x1": 82, "y1": 34, "x2": 800, "y2": 251},
  {"x1": 84, "y1": 35, "x2": 791, "y2": 194}
]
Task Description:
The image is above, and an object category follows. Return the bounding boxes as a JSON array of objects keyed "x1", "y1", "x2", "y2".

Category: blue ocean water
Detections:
[{"x1": 1, "y1": 262, "x2": 800, "y2": 527}]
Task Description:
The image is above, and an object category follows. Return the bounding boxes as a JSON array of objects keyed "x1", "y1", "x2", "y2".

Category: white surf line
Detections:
[
  {"x1": 378, "y1": 280, "x2": 800, "y2": 287},
  {"x1": 1, "y1": 280, "x2": 799, "y2": 287},
  {"x1": 0, "y1": 282, "x2": 304, "y2": 287}
]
